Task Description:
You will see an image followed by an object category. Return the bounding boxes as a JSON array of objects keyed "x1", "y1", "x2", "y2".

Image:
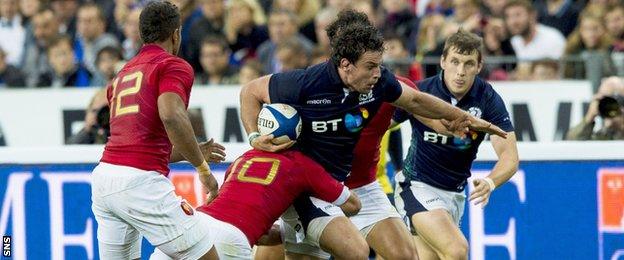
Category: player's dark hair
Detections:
[
  {"x1": 327, "y1": 10, "x2": 384, "y2": 65},
  {"x1": 442, "y1": 28, "x2": 484, "y2": 63},
  {"x1": 139, "y1": 1, "x2": 181, "y2": 44}
]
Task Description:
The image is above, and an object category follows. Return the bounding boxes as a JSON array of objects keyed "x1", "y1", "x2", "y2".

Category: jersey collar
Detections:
[{"x1": 326, "y1": 61, "x2": 345, "y2": 86}]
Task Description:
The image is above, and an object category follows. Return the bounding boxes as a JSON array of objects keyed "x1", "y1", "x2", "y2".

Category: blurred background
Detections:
[{"x1": 0, "y1": 0, "x2": 623, "y2": 259}]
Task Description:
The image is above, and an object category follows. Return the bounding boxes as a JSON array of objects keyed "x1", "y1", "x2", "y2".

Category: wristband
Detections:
[
  {"x1": 484, "y1": 177, "x2": 496, "y2": 191},
  {"x1": 248, "y1": 132, "x2": 261, "y2": 146},
  {"x1": 195, "y1": 161, "x2": 210, "y2": 175}
]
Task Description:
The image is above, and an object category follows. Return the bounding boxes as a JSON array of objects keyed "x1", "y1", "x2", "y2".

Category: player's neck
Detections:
[{"x1": 145, "y1": 41, "x2": 175, "y2": 55}]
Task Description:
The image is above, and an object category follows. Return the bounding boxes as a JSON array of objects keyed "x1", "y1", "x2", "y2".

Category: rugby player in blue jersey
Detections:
[
  {"x1": 393, "y1": 29, "x2": 519, "y2": 260},
  {"x1": 240, "y1": 11, "x2": 507, "y2": 260}
]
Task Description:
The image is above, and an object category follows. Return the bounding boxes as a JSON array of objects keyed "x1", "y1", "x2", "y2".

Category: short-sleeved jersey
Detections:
[
  {"x1": 394, "y1": 73, "x2": 514, "y2": 192},
  {"x1": 269, "y1": 61, "x2": 403, "y2": 181},
  {"x1": 346, "y1": 76, "x2": 417, "y2": 189},
  {"x1": 198, "y1": 149, "x2": 349, "y2": 245},
  {"x1": 100, "y1": 44, "x2": 194, "y2": 175}
]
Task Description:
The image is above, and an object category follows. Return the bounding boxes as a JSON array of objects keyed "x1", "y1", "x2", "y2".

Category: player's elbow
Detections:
[
  {"x1": 240, "y1": 75, "x2": 271, "y2": 105},
  {"x1": 340, "y1": 191, "x2": 361, "y2": 217}
]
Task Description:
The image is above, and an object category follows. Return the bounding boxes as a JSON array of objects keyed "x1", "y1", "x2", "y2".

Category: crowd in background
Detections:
[
  {"x1": 0, "y1": 0, "x2": 623, "y2": 140},
  {"x1": 0, "y1": 0, "x2": 623, "y2": 89}
]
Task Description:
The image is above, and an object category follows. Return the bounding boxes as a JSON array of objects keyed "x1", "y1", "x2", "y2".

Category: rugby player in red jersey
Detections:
[
  {"x1": 90, "y1": 2, "x2": 221, "y2": 259},
  {"x1": 150, "y1": 149, "x2": 361, "y2": 260},
  {"x1": 344, "y1": 76, "x2": 419, "y2": 259}
]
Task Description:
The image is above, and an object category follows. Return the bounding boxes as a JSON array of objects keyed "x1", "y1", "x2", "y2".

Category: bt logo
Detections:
[
  {"x1": 311, "y1": 108, "x2": 370, "y2": 133},
  {"x1": 423, "y1": 130, "x2": 479, "y2": 149}
]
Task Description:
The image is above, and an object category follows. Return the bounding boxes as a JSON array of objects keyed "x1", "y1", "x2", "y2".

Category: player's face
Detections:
[
  {"x1": 440, "y1": 47, "x2": 482, "y2": 99},
  {"x1": 341, "y1": 51, "x2": 383, "y2": 94}
]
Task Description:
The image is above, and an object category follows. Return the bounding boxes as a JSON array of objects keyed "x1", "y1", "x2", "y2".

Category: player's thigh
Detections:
[
  {"x1": 413, "y1": 235, "x2": 439, "y2": 260},
  {"x1": 254, "y1": 245, "x2": 285, "y2": 260},
  {"x1": 92, "y1": 200, "x2": 142, "y2": 259},
  {"x1": 410, "y1": 209, "x2": 466, "y2": 255},
  {"x1": 110, "y1": 177, "x2": 213, "y2": 258},
  {"x1": 317, "y1": 216, "x2": 369, "y2": 259}
]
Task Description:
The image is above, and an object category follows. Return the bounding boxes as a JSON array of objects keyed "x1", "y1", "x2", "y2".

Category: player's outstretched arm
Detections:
[
  {"x1": 470, "y1": 132, "x2": 519, "y2": 208},
  {"x1": 158, "y1": 93, "x2": 219, "y2": 200},
  {"x1": 393, "y1": 82, "x2": 507, "y2": 138}
]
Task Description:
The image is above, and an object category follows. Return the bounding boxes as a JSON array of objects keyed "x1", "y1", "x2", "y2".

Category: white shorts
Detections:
[
  {"x1": 151, "y1": 213, "x2": 253, "y2": 260},
  {"x1": 349, "y1": 181, "x2": 402, "y2": 238},
  {"x1": 280, "y1": 197, "x2": 344, "y2": 259},
  {"x1": 394, "y1": 172, "x2": 466, "y2": 234},
  {"x1": 91, "y1": 162, "x2": 214, "y2": 259}
]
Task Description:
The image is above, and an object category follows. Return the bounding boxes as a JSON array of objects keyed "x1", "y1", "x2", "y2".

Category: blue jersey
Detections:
[
  {"x1": 269, "y1": 61, "x2": 403, "y2": 181},
  {"x1": 394, "y1": 73, "x2": 513, "y2": 192}
]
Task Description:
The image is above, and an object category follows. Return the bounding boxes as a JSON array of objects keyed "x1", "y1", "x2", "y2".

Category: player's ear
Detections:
[
  {"x1": 340, "y1": 58, "x2": 351, "y2": 70},
  {"x1": 439, "y1": 55, "x2": 446, "y2": 70}
]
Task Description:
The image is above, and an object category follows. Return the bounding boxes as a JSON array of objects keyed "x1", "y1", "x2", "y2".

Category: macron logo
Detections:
[{"x1": 307, "y1": 99, "x2": 332, "y2": 105}]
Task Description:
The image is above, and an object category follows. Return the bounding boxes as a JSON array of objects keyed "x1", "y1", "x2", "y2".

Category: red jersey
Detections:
[
  {"x1": 345, "y1": 76, "x2": 418, "y2": 189},
  {"x1": 198, "y1": 150, "x2": 349, "y2": 245},
  {"x1": 100, "y1": 44, "x2": 194, "y2": 175}
]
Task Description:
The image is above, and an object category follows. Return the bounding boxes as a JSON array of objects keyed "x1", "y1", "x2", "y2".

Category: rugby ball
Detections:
[{"x1": 257, "y1": 103, "x2": 302, "y2": 144}]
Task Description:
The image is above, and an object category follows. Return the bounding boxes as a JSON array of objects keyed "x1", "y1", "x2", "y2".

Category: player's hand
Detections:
[
  {"x1": 468, "y1": 116, "x2": 507, "y2": 138},
  {"x1": 440, "y1": 114, "x2": 470, "y2": 138},
  {"x1": 198, "y1": 170, "x2": 219, "y2": 204},
  {"x1": 199, "y1": 138, "x2": 226, "y2": 163},
  {"x1": 251, "y1": 134, "x2": 295, "y2": 152},
  {"x1": 469, "y1": 178, "x2": 493, "y2": 208}
]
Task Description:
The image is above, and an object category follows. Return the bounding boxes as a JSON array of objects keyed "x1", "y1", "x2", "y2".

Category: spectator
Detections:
[
  {"x1": 50, "y1": 0, "x2": 78, "y2": 38},
  {"x1": 449, "y1": 0, "x2": 483, "y2": 34},
  {"x1": 187, "y1": 0, "x2": 226, "y2": 71},
  {"x1": 275, "y1": 37, "x2": 309, "y2": 71},
  {"x1": 380, "y1": 0, "x2": 419, "y2": 54},
  {"x1": 504, "y1": 0, "x2": 566, "y2": 61},
  {"x1": 531, "y1": 58, "x2": 560, "y2": 80},
  {"x1": 0, "y1": 0, "x2": 26, "y2": 66},
  {"x1": 66, "y1": 88, "x2": 109, "y2": 144},
  {"x1": 257, "y1": 9, "x2": 313, "y2": 74},
  {"x1": 272, "y1": 0, "x2": 320, "y2": 43},
  {"x1": 239, "y1": 58, "x2": 264, "y2": 84},
  {"x1": 39, "y1": 35, "x2": 93, "y2": 87},
  {"x1": 566, "y1": 76, "x2": 624, "y2": 140},
  {"x1": 480, "y1": 0, "x2": 508, "y2": 18},
  {"x1": 482, "y1": 17, "x2": 517, "y2": 79},
  {"x1": 563, "y1": 12, "x2": 614, "y2": 79},
  {"x1": 535, "y1": 0, "x2": 580, "y2": 37},
  {"x1": 21, "y1": 9, "x2": 60, "y2": 87},
  {"x1": 0, "y1": 47, "x2": 25, "y2": 87},
  {"x1": 224, "y1": 0, "x2": 268, "y2": 63},
  {"x1": 383, "y1": 33, "x2": 424, "y2": 82},
  {"x1": 121, "y1": 7, "x2": 141, "y2": 60},
  {"x1": 605, "y1": 4, "x2": 624, "y2": 76},
  {"x1": 19, "y1": 0, "x2": 42, "y2": 26},
  {"x1": 76, "y1": 3, "x2": 120, "y2": 74},
  {"x1": 196, "y1": 35, "x2": 239, "y2": 85},
  {"x1": 170, "y1": 0, "x2": 202, "y2": 64},
  {"x1": 352, "y1": 0, "x2": 381, "y2": 27},
  {"x1": 313, "y1": 7, "x2": 337, "y2": 52},
  {"x1": 93, "y1": 46, "x2": 123, "y2": 86}
]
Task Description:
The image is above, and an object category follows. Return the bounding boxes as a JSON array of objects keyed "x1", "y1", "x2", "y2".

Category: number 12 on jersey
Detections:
[{"x1": 110, "y1": 71, "x2": 144, "y2": 117}]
